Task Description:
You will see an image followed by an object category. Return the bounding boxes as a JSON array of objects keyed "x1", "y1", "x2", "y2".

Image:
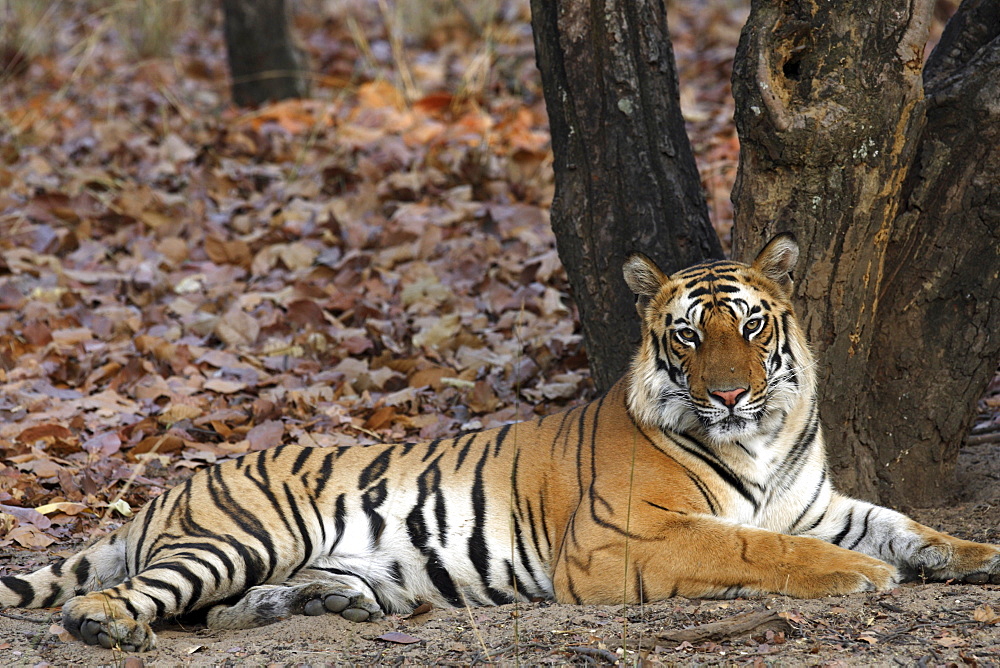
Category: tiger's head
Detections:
[{"x1": 623, "y1": 234, "x2": 813, "y2": 444}]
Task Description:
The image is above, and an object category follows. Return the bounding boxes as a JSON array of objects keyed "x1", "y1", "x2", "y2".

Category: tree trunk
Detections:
[
  {"x1": 731, "y1": 0, "x2": 1000, "y2": 507},
  {"x1": 221, "y1": 0, "x2": 308, "y2": 107},
  {"x1": 529, "y1": 0, "x2": 724, "y2": 392}
]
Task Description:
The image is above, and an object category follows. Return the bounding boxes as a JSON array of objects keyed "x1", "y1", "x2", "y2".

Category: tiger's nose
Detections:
[{"x1": 710, "y1": 387, "x2": 747, "y2": 407}]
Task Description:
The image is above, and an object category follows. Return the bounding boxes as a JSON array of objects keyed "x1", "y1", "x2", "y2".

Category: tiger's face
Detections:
[{"x1": 624, "y1": 234, "x2": 809, "y2": 444}]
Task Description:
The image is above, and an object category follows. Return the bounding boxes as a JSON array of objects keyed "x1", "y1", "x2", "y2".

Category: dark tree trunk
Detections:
[
  {"x1": 529, "y1": 0, "x2": 724, "y2": 392},
  {"x1": 221, "y1": 0, "x2": 308, "y2": 107},
  {"x1": 731, "y1": 0, "x2": 1000, "y2": 507}
]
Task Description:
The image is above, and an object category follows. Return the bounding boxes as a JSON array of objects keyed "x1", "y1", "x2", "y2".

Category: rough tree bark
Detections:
[
  {"x1": 221, "y1": 0, "x2": 308, "y2": 107},
  {"x1": 731, "y1": 0, "x2": 1000, "y2": 507},
  {"x1": 529, "y1": 0, "x2": 724, "y2": 392}
]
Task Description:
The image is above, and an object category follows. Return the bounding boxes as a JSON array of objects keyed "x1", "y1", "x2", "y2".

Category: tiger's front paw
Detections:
[
  {"x1": 808, "y1": 556, "x2": 899, "y2": 597},
  {"x1": 62, "y1": 595, "x2": 156, "y2": 651},
  {"x1": 783, "y1": 539, "x2": 900, "y2": 597},
  {"x1": 912, "y1": 537, "x2": 1000, "y2": 584}
]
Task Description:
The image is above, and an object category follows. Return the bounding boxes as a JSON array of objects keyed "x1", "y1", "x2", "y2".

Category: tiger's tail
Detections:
[{"x1": 0, "y1": 526, "x2": 130, "y2": 609}]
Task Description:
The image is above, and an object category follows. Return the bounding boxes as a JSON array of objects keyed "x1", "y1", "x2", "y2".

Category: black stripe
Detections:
[
  {"x1": 686, "y1": 471, "x2": 720, "y2": 515},
  {"x1": 403, "y1": 459, "x2": 464, "y2": 607},
  {"x1": 291, "y1": 447, "x2": 313, "y2": 475},
  {"x1": 789, "y1": 469, "x2": 827, "y2": 532},
  {"x1": 800, "y1": 506, "x2": 827, "y2": 533},
  {"x1": 241, "y1": 456, "x2": 299, "y2": 577},
  {"x1": 358, "y1": 447, "x2": 393, "y2": 489},
  {"x1": 130, "y1": 577, "x2": 175, "y2": 616},
  {"x1": 154, "y1": 561, "x2": 205, "y2": 613},
  {"x1": 832, "y1": 512, "x2": 854, "y2": 546},
  {"x1": 650, "y1": 334, "x2": 669, "y2": 373},
  {"x1": 511, "y1": 513, "x2": 544, "y2": 596},
  {"x1": 362, "y1": 479, "x2": 388, "y2": 545},
  {"x1": 39, "y1": 583, "x2": 63, "y2": 609},
  {"x1": 644, "y1": 500, "x2": 687, "y2": 515},
  {"x1": 845, "y1": 508, "x2": 873, "y2": 551},
  {"x1": 313, "y1": 451, "x2": 336, "y2": 499},
  {"x1": 422, "y1": 437, "x2": 444, "y2": 463},
  {"x1": 624, "y1": 409, "x2": 721, "y2": 514},
  {"x1": 284, "y1": 482, "x2": 315, "y2": 574},
  {"x1": 330, "y1": 494, "x2": 347, "y2": 552},
  {"x1": 492, "y1": 423, "x2": 512, "y2": 457},
  {"x1": 132, "y1": 486, "x2": 174, "y2": 574},
  {"x1": 170, "y1": 550, "x2": 224, "y2": 588},
  {"x1": 504, "y1": 559, "x2": 532, "y2": 601},
  {"x1": 767, "y1": 405, "x2": 821, "y2": 498},
  {"x1": 678, "y1": 432, "x2": 760, "y2": 510},
  {"x1": 467, "y1": 444, "x2": 513, "y2": 605},
  {"x1": 1, "y1": 576, "x2": 34, "y2": 606},
  {"x1": 75, "y1": 555, "x2": 92, "y2": 590},
  {"x1": 524, "y1": 500, "x2": 546, "y2": 563},
  {"x1": 455, "y1": 434, "x2": 477, "y2": 470},
  {"x1": 204, "y1": 465, "x2": 271, "y2": 585}
]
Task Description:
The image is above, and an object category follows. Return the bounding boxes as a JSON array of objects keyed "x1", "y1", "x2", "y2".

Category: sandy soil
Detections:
[{"x1": 2, "y1": 443, "x2": 998, "y2": 667}]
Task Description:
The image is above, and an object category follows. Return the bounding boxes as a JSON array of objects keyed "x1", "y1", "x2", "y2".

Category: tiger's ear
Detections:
[
  {"x1": 623, "y1": 253, "x2": 667, "y2": 298},
  {"x1": 624, "y1": 253, "x2": 668, "y2": 321},
  {"x1": 752, "y1": 233, "x2": 799, "y2": 295}
]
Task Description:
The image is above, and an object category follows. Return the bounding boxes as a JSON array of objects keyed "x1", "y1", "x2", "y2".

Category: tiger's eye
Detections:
[
  {"x1": 743, "y1": 318, "x2": 763, "y2": 337},
  {"x1": 675, "y1": 328, "x2": 698, "y2": 344}
]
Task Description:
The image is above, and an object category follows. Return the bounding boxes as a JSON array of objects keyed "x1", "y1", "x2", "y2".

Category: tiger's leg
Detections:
[
  {"x1": 800, "y1": 492, "x2": 1000, "y2": 583},
  {"x1": 62, "y1": 545, "x2": 270, "y2": 652},
  {"x1": 553, "y1": 511, "x2": 900, "y2": 604},
  {"x1": 0, "y1": 530, "x2": 129, "y2": 610},
  {"x1": 206, "y1": 568, "x2": 384, "y2": 630}
]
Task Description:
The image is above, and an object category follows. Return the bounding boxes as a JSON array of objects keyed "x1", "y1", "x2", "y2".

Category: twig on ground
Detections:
[
  {"x1": 966, "y1": 432, "x2": 1000, "y2": 446},
  {"x1": 0, "y1": 610, "x2": 51, "y2": 623},
  {"x1": 643, "y1": 609, "x2": 792, "y2": 648},
  {"x1": 564, "y1": 645, "x2": 620, "y2": 664}
]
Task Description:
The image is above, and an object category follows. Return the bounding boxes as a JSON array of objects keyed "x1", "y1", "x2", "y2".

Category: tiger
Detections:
[{"x1": 2, "y1": 233, "x2": 999, "y2": 652}]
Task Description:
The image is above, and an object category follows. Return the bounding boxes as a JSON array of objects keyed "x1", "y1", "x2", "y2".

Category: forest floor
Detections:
[{"x1": 1, "y1": 0, "x2": 998, "y2": 665}]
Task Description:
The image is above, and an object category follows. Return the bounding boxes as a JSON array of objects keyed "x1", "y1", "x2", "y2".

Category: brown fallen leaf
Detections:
[
  {"x1": 203, "y1": 378, "x2": 248, "y2": 394},
  {"x1": 973, "y1": 604, "x2": 1000, "y2": 624},
  {"x1": 50, "y1": 624, "x2": 74, "y2": 642},
  {"x1": 16, "y1": 423, "x2": 73, "y2": 445},
  {"x1": 3, "y1": 525, "x2": 57, "y2": 549},
  {"x1": 34, "y1": 502, "x2": 89, "y2": 516},
  {"x1": 158, "y1": 403, "x2": 204, "y2": 425},
  {"x1": 246, "y1": 420, "x2": 284, "y2": 451},
  {"x1": 205, "y1": 236, "x2": 251, "y2": 268},
  {"x1": 214, "y1": 309, "x2": 260, "y2": 348},
  {"x1": 364, "y1": 406, "x2": 397, "y2": 431},
  {"x1": 409, "y1": 366, "x2": 452, "y2": 390},
  {"x1": 406, "y1": 602, "x2": 433, "y2": 618},
  {"x1": 81, "y1": 431, "x2": 122, "y2": 457},
  {"x1": 129, "y1": 434, "x2": 186, "y2": 459}
]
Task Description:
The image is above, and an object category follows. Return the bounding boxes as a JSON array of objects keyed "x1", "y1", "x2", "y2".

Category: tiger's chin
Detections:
[{"x1": 700, "y1": 414, "x2": 762, "y2": 445}]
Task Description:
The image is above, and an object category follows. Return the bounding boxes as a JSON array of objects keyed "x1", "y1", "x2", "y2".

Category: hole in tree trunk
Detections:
[{"x1": 782, "y1": 56, "x2": 802, "y2": 80}]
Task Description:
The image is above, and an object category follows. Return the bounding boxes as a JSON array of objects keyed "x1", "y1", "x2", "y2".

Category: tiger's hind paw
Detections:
[
  {"x1": 296, "y1": 584, "x2": 383, "y2": 623},
  {"x1": 206, "y1": 581, "x2": 383, "y2": 630},
  {"x1": 63, "y1": 596, "x2": 156, "y2": 651}
]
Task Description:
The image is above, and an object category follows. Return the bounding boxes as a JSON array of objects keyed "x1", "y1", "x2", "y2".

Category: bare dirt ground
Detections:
[{"x1": 2, "y1": 442, "x2": 998, "y2": 667}]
